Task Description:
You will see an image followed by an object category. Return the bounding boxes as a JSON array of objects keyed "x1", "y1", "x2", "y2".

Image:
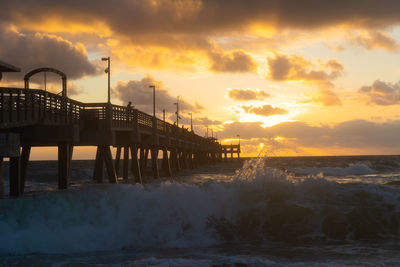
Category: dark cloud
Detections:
[
  {"x1": 208, "y1": 49, "x2": 258, "y2": 73},
  {"x1": 3, "y1": 1, "x2": 400, "y2": 39},
  {"x1": 113, "y1": 74, "x2": 202, "y2": 115},
  {"x1": 0, "y1": 26, "x2": 100, "y2": 84},
  {"x1": 227, "y1": 88, "x2": 270, "y2": 101},
  {"x1": 359, "y1": 80, "x2": 400, "y2": 105},
  {"x1": 220, "y1": 119, "x2": 400, "y2": 151},
  {"x1": 267, "y1": 54, "x2": 343, "y2": 86},
  {"x1": 236, "y1": 104, "x2": 288, "y2": 116}
]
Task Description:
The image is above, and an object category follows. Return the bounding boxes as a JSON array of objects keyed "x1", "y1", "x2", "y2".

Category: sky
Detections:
[{"x1": 2, "y1": 0, "x2": 400, "y2": 158}]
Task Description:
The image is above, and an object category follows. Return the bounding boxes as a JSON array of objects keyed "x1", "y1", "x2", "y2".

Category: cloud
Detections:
[
  {"x1": 227, "y1": 88, "x2": 270, "y2": 101},
  {"x1": 3, "y1": 1, "x2": 400, "y2": 38},
  {"x1": 0, "y1": 26, "x2": 100, "y2": 83},
  {"x1": 351, "y1": 31, "x2": 398, "y2": 51},
  {"x1": 236, "y1": 104, "x2": 288, "y2": 116},
  {"x1": 219, "y1": 119, "x2": 400, "y2": 154},
  {"x1": 113, "y1": 74, "x2": 202, "y2": 114},
  {"x1": 208, "y1": 49, "x2": 258, "y2": 73},
  {"x1": 193, "y1": 117, "x2": 222, "y2": 126},
  {"x1": 4, "y1": 1, "x2": 400, "y2": 74},
  {"x1": 267, "y1": 54, "x2": 343, "y2": 86},
  {"x1": 359, "y1": 80, "x2": 400, "y2": 105},
  {"x1": 309, "y1": 89, "x2": 342, "y2": 106}
]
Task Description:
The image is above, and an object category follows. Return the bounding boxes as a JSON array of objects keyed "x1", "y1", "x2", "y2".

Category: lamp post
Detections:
[
  {"x1": 188, "y1": 112, "x2": 193, "y2": 131},
  {"x1": 149, "y1": 85, "x2": 155, "y2": 117},
  {"x1": 174, "y1": 96, "x2": 180, "y2": 126},
  {"x1": 101, "y1": 57, "x2": 111, "y2": 103}
]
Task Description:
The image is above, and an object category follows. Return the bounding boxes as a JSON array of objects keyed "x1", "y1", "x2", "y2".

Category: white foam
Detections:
[
  {"x1": 287, "y1": 163, "x2": 376, "y2": 176},
  {"x1": 1, "y1": 158, "x2": 399, "y2": 255},
  {"x1": 0, "y1": 181, "x2": 238, "y2": 254}
]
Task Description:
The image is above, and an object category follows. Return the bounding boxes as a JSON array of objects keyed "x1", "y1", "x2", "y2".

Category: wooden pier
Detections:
[{"x1": 0, "y1": 67, "x2": 240, "y2": 197}]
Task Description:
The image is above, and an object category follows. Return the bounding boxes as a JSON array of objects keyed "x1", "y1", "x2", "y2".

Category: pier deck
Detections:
[{"x1": 0, "y1": 86, "x2": 239, "y2": 197}]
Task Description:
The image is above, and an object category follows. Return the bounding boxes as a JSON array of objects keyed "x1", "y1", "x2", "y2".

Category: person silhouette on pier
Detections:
[{"x1": 127, "y1": 101, "x2": 132, "y2": 121}]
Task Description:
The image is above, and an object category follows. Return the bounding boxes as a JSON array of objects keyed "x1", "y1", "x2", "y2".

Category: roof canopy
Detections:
[{"x1": 0, "y1": 60, "x2": 20, "y2": 72}]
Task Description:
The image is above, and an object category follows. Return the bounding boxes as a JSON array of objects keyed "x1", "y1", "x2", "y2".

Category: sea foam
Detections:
[{"x1": 1, "y1": 158, "x2": 399, "y2": 254}]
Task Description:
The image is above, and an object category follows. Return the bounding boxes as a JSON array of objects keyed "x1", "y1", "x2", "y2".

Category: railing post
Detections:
[{"x1": 106, "y1": 103, "x2": 112, "y2": 131}]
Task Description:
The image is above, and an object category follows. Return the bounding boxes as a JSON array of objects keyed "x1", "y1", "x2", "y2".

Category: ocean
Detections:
[{"x1": 1, "y1": 155, "x2": 400, "y2": 266}]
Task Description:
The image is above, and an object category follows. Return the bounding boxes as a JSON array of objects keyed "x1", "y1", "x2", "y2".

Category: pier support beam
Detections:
[
  {"x1": 151, "y1": 147, "x2": 159, "y2": 179},
  {"x1": 58, "y1": 143, "x2": 72, "y2": 189},
  {"x1": 123, "y1": 146, "x2": 129, "y2": 180},
  {"x1": 114, "y1": 146, "x2": 121, "y2": 177},
  {"x1": 162, "y1": 147, "x2": 172, "y2": 178},
  {"x1": 93, "y1": 146, "x2": 104, "y2": 183},
  {"x1": 139, "y1": 147, "x2": 145, "y2": 175},
  {"x1": 130, "y1": 145, "x2": 142, "y2": 183},
  {"x1": 0, "y1": 158, "x2": 3, "y2": 199},
  {"x1": 143, "y1": 148, "x2": 149, "y2": 175},
  {"x1": 103, "y1": 145, "x2": 118, "y2": 183},
  {"x1": 20, "y1": 145, "x2": 31, "y2": 194},
  {"x1": 93, "y1": 145, "x2": 117, "y2": 183},
  {"x1": 9, "y1": 156, "x2": 21, "y2": 197}
]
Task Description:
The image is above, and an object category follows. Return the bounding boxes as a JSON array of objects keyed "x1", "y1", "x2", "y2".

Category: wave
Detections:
[
  {"x1": 0, "y1": 158, "x2": 399, "y2": 254},
  {"x1": 286, "y1": 163, "x2": 376, "y2": 176}
]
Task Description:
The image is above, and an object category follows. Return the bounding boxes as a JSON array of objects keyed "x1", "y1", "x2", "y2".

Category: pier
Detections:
[{"x1": 0, "y1": 66, "x2": 240, "y2": 197}]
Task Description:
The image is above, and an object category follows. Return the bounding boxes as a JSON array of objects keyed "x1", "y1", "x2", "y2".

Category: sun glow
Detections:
[{"x1": 238, "y1": 113, "x2": 293, "y2": 127}]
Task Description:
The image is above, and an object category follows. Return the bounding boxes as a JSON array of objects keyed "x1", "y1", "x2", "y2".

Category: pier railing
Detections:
[{"x1": 0, "y1": 87, "x2": 214, "y2": 144}]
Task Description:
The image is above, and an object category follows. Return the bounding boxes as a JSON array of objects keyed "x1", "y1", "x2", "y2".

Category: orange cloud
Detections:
[
  {"x1": 310, "y1": 89, "x2": 342, "y2": 106},
  {"x1": 267, "y1": 54, "x2": 344, "y2": 86},
  {"x1": 113, "y1": 74, "x2": 202, "y2": 114},
  {"x1": 208, "y1": 49, "x2": 258, "y2": 73},
  {"x1": 359, "y1": 80, "x2": 400, "y2": 105},
  {"x1": 236, "y1": 104, "x2": 288, "y2": 117},
  {"x1": 227, "y1": 88, "x2": 270, "y2": 101},
  {"x1": 350, "y1": 31, "x2": 398, "y2": 51}
]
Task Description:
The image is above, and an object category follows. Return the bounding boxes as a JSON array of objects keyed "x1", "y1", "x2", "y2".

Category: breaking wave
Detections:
[
  {"x1": 287, "y1": 163, "x2": 376, "y2": 176},
  {"x1": 1, "y1": 158, "x2": 399, "y2": 254}
]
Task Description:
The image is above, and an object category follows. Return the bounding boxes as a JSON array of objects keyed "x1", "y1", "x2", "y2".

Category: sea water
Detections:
[{"x1": 1, "y1": 156, "x2": 400, "y2": 266}]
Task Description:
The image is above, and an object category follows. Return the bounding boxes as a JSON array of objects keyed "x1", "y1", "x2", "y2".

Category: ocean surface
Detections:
[{"x1": 1, "y1": 155, "x2": 400, "y2": 266}]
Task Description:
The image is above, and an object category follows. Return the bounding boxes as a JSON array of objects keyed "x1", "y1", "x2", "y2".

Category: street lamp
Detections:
[
  {"x1": 237, "y1": 134, "x2": 240, "y2": 146},
  {"x1": 174, "y1": 96, "x2": 180, "y2": 126},
  {"x1": 188, "y1": 112, "x2": 193, "y2": 131},
  {"x1": 101, "y1": 57, "x2": 111, "y2": 103},
  {"x1": 149, "y1": 85, "x2": 155, "y2": 117}
]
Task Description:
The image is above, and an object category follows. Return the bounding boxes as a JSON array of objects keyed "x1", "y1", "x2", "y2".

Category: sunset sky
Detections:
[{"x1": 2, "y1": 0, "x2": 400, "y2": 158}]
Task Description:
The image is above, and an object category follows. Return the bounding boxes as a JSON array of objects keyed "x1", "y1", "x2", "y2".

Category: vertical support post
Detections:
[
  {"x1": 103, "y1": 145, "x2": 118, "y2": 183},
  {"x1": 20, "y1": 145, "x2": 31, "y2": 194},
  {"x1": 162, "y1": 147, "x2": 172, "y2": 178},
  {"x1": 175, "y1": 149, "x2": 181, "y2": 171},
  {"x1": 139, "y1": 146, "x2": 146, "y2": 175},
  {"x1": 58, "y1": 143, "x2": 70, "y2": 189},
  {"x1": 0, "y1": 157, "x2": 4, "y2": 199},
  {"x1": 69, "y1": 145, "x2": 74, "y2": 179},
  {"x1": 114, "y1": 146, "x2": 121, "y2": 177},
  {"x1": 10, "y1": 156, "x2": 21, "y2": 197},
  {"x1": 143, "y1": 148, "x2": 149, "y2": 173},
  {"x1": 130, "y1": 145, "x2": 142, "y2": 183},
  {"x1": 123, "y1": 146, "x2": 129, "y2": 180},
  {"x1": 189, "y1": 152, "x2": 194, "y2": 169},
  {"x1": 151, "y1": 147, "x2": 159, "y2": 179},
  {"x1": 93, "y1": 146, "x2": 104, "y2": 183}
]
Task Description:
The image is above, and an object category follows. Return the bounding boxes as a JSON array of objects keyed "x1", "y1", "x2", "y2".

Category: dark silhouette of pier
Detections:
[{"x1": 0, "y1": 66, "x2": 240, "y2": 197}]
